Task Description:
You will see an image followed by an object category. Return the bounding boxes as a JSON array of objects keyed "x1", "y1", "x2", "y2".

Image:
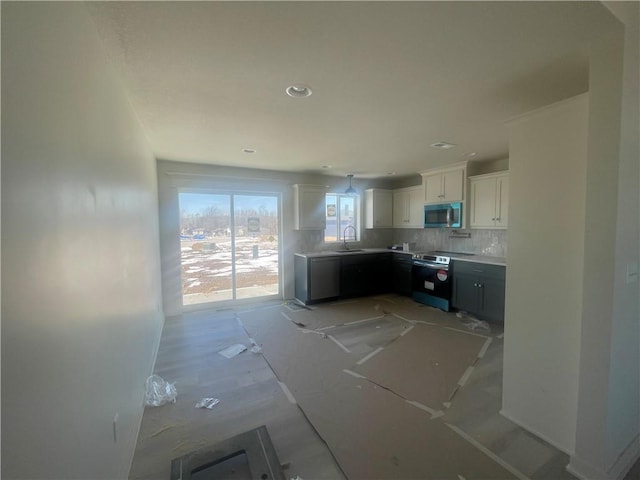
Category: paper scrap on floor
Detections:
[{"x1": 218, "y1": 343, "x2": 247, "y2": 358}]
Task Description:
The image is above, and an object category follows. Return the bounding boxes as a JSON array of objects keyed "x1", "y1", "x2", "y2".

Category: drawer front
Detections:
[
  {"x1": 392, "y1": 252, "x2": 413, "y2": 265},
  {"x1": 340, "y1": 253, "x2": 390, "y2": 266},
  {"x1": 453, "y1": 261, "x2": 505, "y2": 280}
]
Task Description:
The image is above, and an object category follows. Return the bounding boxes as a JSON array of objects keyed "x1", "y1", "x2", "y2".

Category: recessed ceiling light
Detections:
[
  {"x1": 321, "y1": 165, "x2": 332, "y2": 169},
  {"x1": 242, "y1": 148, "x2": 256, "y2": 154},
  {"x1": 465, "y1": 152, "x2": 477, "y2": 157},
  {"x1": 286, "y1": 84, "x2": 312, "y2": 98},
  {"x1": 430, "y1": 142, "x2": 456, "y2": 149},
  {"x1": 387, "y1": 172, "x2": 396, "y2": 175}
]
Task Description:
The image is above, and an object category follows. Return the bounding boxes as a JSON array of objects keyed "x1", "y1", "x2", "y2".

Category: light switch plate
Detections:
[{"x1": 626, "y1": 262, "x2": 638, "y2": 284}]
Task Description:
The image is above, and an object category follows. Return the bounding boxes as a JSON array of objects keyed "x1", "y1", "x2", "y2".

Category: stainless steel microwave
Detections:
[{"x1": 424, "y1": 202, "x2": 462, "y2": 228}]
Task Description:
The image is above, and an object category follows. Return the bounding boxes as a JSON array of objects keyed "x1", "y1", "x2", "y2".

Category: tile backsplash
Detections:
[
  {"x1": 393, "y1": 228, "x2": 507, "y2": 257},
  {"x1": 294, "y1": 228, "x2": 395, "y2": 253},
  {"x1": 295, "y1": 227, "x2": 506, "y2": 258}
]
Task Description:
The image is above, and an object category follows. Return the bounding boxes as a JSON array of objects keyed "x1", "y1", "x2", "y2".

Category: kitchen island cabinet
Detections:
[{"x1": 452, "y1": 260, "x2": 506, "y2": 323}]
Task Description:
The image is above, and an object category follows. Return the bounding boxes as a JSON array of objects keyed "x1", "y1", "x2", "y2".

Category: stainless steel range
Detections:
[{"x1": 411, "y1": 252, "x2": 452, "y2": 311}]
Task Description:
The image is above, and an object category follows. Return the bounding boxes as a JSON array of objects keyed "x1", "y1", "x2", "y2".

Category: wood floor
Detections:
[
  {"x1": 130, "y1": 294, "x2": 578, "y2": 479},
  {"x1": 129, "y1": 305, "x2": 344, "y2": 479}
]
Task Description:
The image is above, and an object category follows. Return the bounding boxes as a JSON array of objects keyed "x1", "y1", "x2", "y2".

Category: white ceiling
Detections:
[{"x1": 88, "y1": 1, "x2": 620, "y2": 179}]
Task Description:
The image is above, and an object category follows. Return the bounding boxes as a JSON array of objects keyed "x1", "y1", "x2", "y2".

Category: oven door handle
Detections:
[{"x1": 413, "y1": 261, "x2": 449, "y2": 270}]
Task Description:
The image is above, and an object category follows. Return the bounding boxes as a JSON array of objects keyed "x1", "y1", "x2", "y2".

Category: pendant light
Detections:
[{"x1": 345, "y1": 174, "x2": 356, "y2": 195}]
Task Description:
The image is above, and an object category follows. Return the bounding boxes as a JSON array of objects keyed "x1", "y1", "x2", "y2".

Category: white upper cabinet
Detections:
[
  {"x1": 293, "y1": 184, "x2": 327, "y2": 230},
  {"x1": 421, "y1": 163, "x2": 466, "y2": 204},
  {"x1": 393, "y1": 186, "x2": 424, "y2": 228},
  {"x1": 469, "y1": 172, "x2": 509, "y2": 229},
  {"x1": 364, "y1": 188, "x2": 393, "y2": 228}
]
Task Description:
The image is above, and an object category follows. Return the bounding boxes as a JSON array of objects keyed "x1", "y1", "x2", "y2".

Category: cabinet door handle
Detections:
[
  {"x1": 496, "y1": 217, "x2": 501, "y2": 221},
  {"x1": 491, "y1": 218, "x2": 495, "y2": 221}
]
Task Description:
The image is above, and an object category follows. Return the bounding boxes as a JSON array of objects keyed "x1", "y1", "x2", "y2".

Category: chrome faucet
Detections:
[{"x1": 343, "y1": 225, "x2": 357, "y2": 250}]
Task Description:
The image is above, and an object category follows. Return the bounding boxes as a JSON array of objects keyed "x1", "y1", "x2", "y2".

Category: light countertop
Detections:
[
  {"x1": 447, "y1": 254, "x2": 506, "y2": 266},
  {"x1": 295, "y1": 248, "x2": 506, "y2": 266},
  {"x1": 295, "y1": 248, "x2": 405, "y2": 258}
]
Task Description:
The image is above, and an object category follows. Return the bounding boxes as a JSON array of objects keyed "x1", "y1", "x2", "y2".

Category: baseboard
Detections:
[
  {"x1": 567, "y1": 456, "x2": 609, "y2": 480},
  {"x1": 609, "y1": 434, "x2": 640, "y2": 480},
  {"x1": 123, "y1": 310, "x2": 166, "y2": 479},
  {"x1": 567, "y1": 434, "x2": 639, "y2": 480},
  {"x1": 499, "y1": 408, "x2": 573, "y2": 455}
]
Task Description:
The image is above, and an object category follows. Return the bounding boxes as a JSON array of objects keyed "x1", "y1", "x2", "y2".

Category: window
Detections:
[
  {"x1": 324, "y1": 193, "x2": 359, "y2": 243},
  {"x1": 178, "y1": 191, "x2": 281, "y2": 307}
]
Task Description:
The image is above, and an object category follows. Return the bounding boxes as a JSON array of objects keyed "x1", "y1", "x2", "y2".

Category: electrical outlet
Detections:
[{"x1": 113, "y1": 413, "x2": 119, "y2": 443}]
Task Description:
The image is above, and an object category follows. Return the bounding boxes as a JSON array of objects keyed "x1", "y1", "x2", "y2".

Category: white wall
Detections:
[
  {"x1": 568, "y1": 27, "x2": 625, "y2": 476},
  {"x1": 502, "y1": 94, "x2": 590, "y2": 454},
  {"x1": 570, "y1": 3, "x2": 640, "y2": 478},
  {"x1": 604, "y1": 1, "x2": 640, "y2": 469},
  {"x1": 502, "y1": 5, "x2": 639, "y2": 477},
  {"x1": 1, "y1": 3, "x2": 164, "y2": 478}
]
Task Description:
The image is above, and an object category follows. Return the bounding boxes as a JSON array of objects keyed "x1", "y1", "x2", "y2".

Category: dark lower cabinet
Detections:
[
  {"x1": 452, "y1": 271, "x2": 479, "y2": 313},
  {"x1": 294, "y1": 255, "x2": 341, "y2": 304},
  {"x1": 340, "y1": 253, "x2": 391, "y2": 298},
  {"x1": 340, "y1": 263, "x2": 367, "y2": 298},
  {"x1": 391, "y1": 252, "x2": 413, "y2": 296},
  {"x1": 296, "y1": 254, "x2": 507, "y2": 317},
  {"x1": 452, "y1": 261, "x2": 506, "y2": 323},
  {"x1": 295, "y1": 252, "x2": 392, "y2": 304}
]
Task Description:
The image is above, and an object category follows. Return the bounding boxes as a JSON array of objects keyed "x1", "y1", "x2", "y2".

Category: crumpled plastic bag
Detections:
[
  {"x1": 144, "y1": 374, "x2": 177, "y2": 407},
  {"x1": 249, "y1": 338, "x2": 262, "y2": 354}
]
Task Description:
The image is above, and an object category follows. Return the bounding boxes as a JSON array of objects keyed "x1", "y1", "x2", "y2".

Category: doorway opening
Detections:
[{"x1": 179, "y1": 191, "x2": 281, "y2": 307}]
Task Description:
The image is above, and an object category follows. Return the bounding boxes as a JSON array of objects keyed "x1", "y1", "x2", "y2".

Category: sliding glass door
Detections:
[{"x1": 179, "y1": 191, "x2": 280, "y2": 306}]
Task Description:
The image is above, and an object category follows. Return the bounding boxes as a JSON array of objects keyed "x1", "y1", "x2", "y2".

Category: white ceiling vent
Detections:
[
  {"x1": 430, "y1": 142, "x2": 457, "y2": 149},
  {"x1": 285, "y1": 84, "x2": 312, "y2": 98}
]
